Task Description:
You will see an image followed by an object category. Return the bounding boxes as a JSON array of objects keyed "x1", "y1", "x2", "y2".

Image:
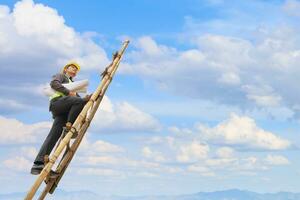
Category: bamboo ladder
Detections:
[{"x1": 24, "y1": 40, "x2": 130, "y2": 200}]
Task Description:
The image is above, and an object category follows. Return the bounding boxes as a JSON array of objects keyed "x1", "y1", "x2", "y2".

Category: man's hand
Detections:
[
  {"x1": 83, "y1": 93, "x2": 92, "y2": 102},
  {"x1": 69, "y1": 91, "x2": 77, "y2": 96}
]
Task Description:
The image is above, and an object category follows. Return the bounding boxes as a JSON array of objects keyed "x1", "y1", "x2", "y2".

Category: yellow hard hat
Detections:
[{"x1": 63, "y1": 62, "x2": 81, "y2": 71}]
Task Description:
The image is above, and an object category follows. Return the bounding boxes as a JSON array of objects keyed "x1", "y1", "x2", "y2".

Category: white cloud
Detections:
[
  {"x1": 216, "y1": 147, "x2": 235, "y2": 159},
  {"x1": 20, "y1": 146, "x2": 38, "y2": 160},
  {"x1": 91, "y1": 96, "x2": 161, "y2": 133},
  {"x1": 0, "y1": 115, "x2": 51, "y2": 144},
  {"x1": 76, "y1": 168, "x2": 124, "y2": 177},
  {"x1": 123, "y1": 25, "x2": 300, "y2": 118},
  {"x1": 201, "y1": 156, "x2": 269, "y2": 173},
  {"x1": 3, "y1": 156, "x2": 32, "y2": 172},
  {"x1": 0, "y1": 98, "x2": 28, "y2": 114},
  {"x1": 218, "y1": 72, "x2": 241, "y2": 85},
  {"x1": 11, "y1": 0, "x2": 109, "y2": 70},
  {"x1": 75, "y1": 146, "x2": 186, "y2": 177},
  {"x1": 283, "y1": 0, "x2": 300, "y2": 17},
  {"x1": 144, "y1": 136, "x2": 176, "y2": 150},
  {"x1": 265, "y1": 154, "x2": 290, "y2": 165},
  {"x1": 79, "y1": 138, "x2": 125, "y2": 156},
  {"x1": 78, "y1": 155, "x2": 161, "y2": 169},
  {"x1": 195, "y1": 34, "x2": 253, "y2": 67},
  {"x1": 242, "y1": 84, "x2": 282, "y2": 107},
  {"x1": 82, "y1": 156, "x2": 119, "y2": 165},
  {"x1": 187, "y1": 164, "x2": 215, "y2": 176},
  {"x1": 134, "y1": 36, "x2": 167, "y2": 57},
  {"x1": 198, "y1": 113, "x2": 291, "y2": 150},
  {"x1": 135, "y1": 114, "x2": 291, "y2": 176},
  {"x1": 74, "y1": 164, "x2": 181, "y2": 178},
  {"x1": 74, "y1": 154, "x2": 184, "y2": 179},
  {"x1": 134, "y1": 172, "x2": 158, "y2": 178},
  {"x1": 124, "y1": 35, "x2": 251, "y2": 105},
  {"x1": 142, "y1": 146, "x2": 166, "y2": 162},
  {"x1": 238, "y1": 156, "x2": 269, "y2": 171},
  {"x1": 176, "y1": 141, "x2": 209, "y2": 163},
  {"x1": 90, "y1": 140, "x2": 124, "y2": 153},
  {"x1": 168, "y1": 126, "x2": 194, "y2": 136},
  {"x1": 205, "y1": 157, "x2": 238, "y2": 168}
]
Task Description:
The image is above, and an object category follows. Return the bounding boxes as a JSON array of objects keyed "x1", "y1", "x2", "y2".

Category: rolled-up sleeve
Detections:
[{"x1": 50, "y1": 74, "x2": 70, "y2": 96}]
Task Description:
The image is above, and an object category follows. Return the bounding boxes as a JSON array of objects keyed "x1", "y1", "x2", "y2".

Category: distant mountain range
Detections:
[{"x1": 1, "y1": 189, "x2": 300, "y2": 200}]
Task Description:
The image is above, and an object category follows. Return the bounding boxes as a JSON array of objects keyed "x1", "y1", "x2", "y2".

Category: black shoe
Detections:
[{"x1": 30, "y1": 163, "x2": 44, "y2": 175}]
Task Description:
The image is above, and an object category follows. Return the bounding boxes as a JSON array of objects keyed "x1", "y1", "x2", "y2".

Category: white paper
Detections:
[{"x1": 43, "y1": 79, "x2": 89, "y2": 96}]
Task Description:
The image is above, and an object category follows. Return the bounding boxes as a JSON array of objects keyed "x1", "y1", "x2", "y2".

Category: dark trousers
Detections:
[{"x1": 34, "y1": 96, "x2": 86, "y2": 164}]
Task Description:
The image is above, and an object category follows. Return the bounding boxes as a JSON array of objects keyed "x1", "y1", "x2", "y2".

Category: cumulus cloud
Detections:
[
  {"x1": 79, "y1": 138, "x2": 125, "y2": 156},
  {"x1": 123, "y1": 25, "x2": 300, "y2": 118},
  {"x1": 141, "y1": 135, "x2": 211, "y2": 164},
  {"x1": 265, "y1": 154, "x2": 290, "y2": 165},
  {"x1": 19, "y1": 146, "x2": 38, "y2": 160},
  {"x1": 88, "y1": 140, "x2": 124, "y2": 153},
  {"x1": 123, "y1": 35, "x2": 249, "y2": 105},
  {"x1": 0, "y1": 115, "x2": 51, "y2": 144},
  {"x1": 128, "y1": 114, "x2": 292, "y2": 179},
  {"x1": 145, "y1": 136, "x2": 176, "y2": 148},
  {"x1": 242, "y1": 84, "x2": 282, "y2": 107},
  {"x1": 0, "y1": 0, "x2": 109, "y2": 113},
  {"x1": 78, "y1": 154, "x2": 160, "y2": 169},
  {"x1": 215, "y1": 147, "x2": 235, "y2": 158},
  {"x1": 176, "y1": 141, "x2": 209, "y2": 163},
  {"x1": 283, "y1": 0, "x2": 300, "y2": 17},
  {"x1": 75, "y1": 153, "x2": 183, "y2": 178},
  {"x1": 76, "y1": 168, "x2": 124, "y2": 177},
  {"x1": 142, "y1": 146, "x2": 166, "y2": 162},
  {"x1": 0, "y1": 98, "x2": 28, "y2": 114},
  {"x1": 82, "y1": 156, "x2": 120, "y2": 165},
  {"x1": 204, "y1": 157, "x2": 238, "y2": 169},
  {"x1": 187, "y1": 164, "x2": 215, "y2": 176},
  {"x1": 198, "y1": 156, "x2": 271, "y2": 174},
  {"x1": 3, "y1": 156, "x2": 32, "y2": 172},
  {"x1": 156, "y1": 114, "x2": 291, "y2": 151},
  {"x1": 134, "y1": 113, "x2": 292, "y2": 175},
  {"x1": 91, "y1": 96, "x2": 161, "y2": 133},
  {"x1": 231, "y1": 156, "x2": 269, "y2": 172},
  {"x1": 141, "y1": 135, "x2": 279, "y2": 176},
  {"x1": 198, "y1": 114, "x2": 291, "y2": 150}
]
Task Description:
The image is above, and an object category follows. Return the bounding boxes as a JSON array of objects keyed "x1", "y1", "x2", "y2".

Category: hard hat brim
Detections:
[{"x1": 64, "y1": 62, "x2": 80, "y2": 71}]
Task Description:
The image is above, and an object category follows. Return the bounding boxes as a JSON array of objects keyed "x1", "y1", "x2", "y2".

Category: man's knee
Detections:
[{"x1": 67, "y1": 96, "x2": 85, "y2": 105}]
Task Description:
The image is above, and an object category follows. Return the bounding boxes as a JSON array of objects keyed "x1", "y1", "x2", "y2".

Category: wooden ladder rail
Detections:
[{"x1": 24, "y1": 40, "x2": 129, "y2": 200}]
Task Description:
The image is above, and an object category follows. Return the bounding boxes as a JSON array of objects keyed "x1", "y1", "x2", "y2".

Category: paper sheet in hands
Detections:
[{"x1": 43, "y1": 79, "x2": 89, "y2": 96}]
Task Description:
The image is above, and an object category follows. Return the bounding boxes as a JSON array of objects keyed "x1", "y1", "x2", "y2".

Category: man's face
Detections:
[{"x1": 65, "y1": 65, "x2": 78, "y2": 77}]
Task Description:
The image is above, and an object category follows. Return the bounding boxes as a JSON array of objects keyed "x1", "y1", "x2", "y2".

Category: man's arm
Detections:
[{"x1": 50, "y1": 74, "x2": 70, "y2": 96}]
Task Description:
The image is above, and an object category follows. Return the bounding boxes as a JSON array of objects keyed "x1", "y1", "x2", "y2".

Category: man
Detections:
[{"x1": 31, "y1": 62, "x2": 89, "y2": 175}]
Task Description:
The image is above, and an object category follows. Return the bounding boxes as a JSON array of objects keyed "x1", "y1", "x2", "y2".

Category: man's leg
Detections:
[
  {"x1": 51, "y1": 96, "x2": 86, "y2": 124},
  {"x1": 51, "y1": 96, "x2": 86, "y2": 139},
  {"x1": 31, "y1": 115, "x2": 67, "y2": 174},
  {"x1": 67, "y1": 99, "x2": 86, "y2": 124}
]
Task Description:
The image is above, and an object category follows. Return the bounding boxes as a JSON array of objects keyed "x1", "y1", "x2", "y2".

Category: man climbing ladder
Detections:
[
  {"x1": 31, "y1": 62, "x2": 91, "y2": 175},
  {"x1": 24, "y1": 40, "x2": 129, "y2": 200}
]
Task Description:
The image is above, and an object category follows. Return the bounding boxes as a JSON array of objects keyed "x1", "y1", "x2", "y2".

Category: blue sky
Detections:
[{"x1": 1, "y1": 0, "x2": 300, "y2": 197}]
